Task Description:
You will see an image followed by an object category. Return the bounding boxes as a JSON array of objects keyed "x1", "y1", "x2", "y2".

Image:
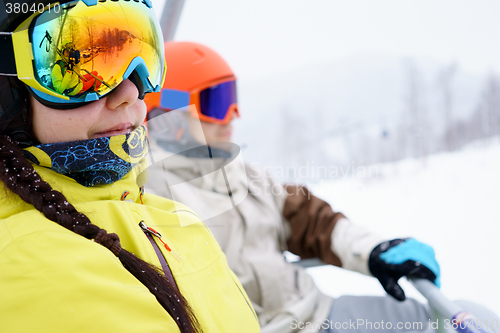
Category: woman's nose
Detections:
[{"x1": 105, "y1": 79, "x2": 139, "y2": 110}]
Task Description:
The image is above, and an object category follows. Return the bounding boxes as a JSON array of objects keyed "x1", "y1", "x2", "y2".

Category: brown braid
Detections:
[{"x1": 0, "y1": 134, "x2": 200, "y2": 333}]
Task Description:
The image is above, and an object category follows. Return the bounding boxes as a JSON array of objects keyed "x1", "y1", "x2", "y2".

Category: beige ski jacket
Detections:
[{"x1": 145, "y1": 141, "x2": 356, "y2": 333}]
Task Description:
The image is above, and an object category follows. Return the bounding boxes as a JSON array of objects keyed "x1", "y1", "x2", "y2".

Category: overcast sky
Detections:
[{"x1": 152, "y1": 0, "x2": 500, "y2": 80}]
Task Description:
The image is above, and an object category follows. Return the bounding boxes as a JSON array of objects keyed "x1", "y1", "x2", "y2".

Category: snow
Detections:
[{"x1": 306, "y1": 139, "x2": 500, "y2": 315}]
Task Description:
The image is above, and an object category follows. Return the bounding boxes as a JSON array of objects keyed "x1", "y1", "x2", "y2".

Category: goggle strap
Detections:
[
  {"x1": 0, "y1": 33, "x2": 17, "y2": 76},
  {"x1": 160, "y1": 89, "x2": 190, "y2": 110}
]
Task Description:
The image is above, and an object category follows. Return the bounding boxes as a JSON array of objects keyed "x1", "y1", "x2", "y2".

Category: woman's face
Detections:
[
  {"x1": 185, "y1": 110, "x2": 236, "y2": 145},
  {"x1": 31, "y1": 79, "x2": 146, "y2": 144}
]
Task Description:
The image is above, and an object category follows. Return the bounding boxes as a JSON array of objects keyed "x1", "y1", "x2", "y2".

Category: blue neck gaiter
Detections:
[{"x1": 23, "y1": 126, "x2": 148, "y2": 187}]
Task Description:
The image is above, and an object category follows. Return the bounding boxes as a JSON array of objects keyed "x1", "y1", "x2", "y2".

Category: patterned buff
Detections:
[{"x1": 23, "y1": 126, "x2": 149, "y2": 187}]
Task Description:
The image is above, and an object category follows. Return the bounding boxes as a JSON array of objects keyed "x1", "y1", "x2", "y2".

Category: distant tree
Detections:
[
  {"x1": 468, "y1": 104, "x2": 486, "y2": 141},
  {"x1": 403, "y1": 59, "x2": 429, "y2": 162},
  {"x1": 84, "y1": 19, "x2": 95, "y2": 70},
  {"x1": 377, "y1": 122, "x2": 395, "y2": 163},
  {"x1": 437, "y1": 63, "x2": 458, "y2": 151},
  {"x1": 482, "y1": 73, "x2": 500, "y2": 138}
]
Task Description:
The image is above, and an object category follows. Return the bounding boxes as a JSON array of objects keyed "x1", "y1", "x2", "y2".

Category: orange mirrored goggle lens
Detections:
[{"x1": 30, "y1": 0, "x2": 164, "y2": 103}]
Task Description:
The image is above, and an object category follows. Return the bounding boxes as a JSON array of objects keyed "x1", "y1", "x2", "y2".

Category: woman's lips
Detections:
[{"x1": 93, "y1": 123, "x2": 134, "y2": 138}]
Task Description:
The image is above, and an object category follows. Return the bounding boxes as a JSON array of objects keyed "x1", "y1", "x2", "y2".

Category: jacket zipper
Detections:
[
  {"x1": 140, "y1": 222, "x2": 258, "y2": 321},
  {"x1": 139, "y1": 221, "x2": 181, "y2": 288},
  {"x1": 139, "y1": 221, "x2": 181, "y2": 262}
]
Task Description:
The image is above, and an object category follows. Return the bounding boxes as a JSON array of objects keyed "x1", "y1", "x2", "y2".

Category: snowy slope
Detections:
[{"x1": 307, "y1": 140, "x2": 500, "y2": 316}]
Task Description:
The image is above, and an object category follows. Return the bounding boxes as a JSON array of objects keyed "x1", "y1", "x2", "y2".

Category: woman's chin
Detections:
[{"x1": 217, "y1": 134, "x2": 232, "y2": 143}]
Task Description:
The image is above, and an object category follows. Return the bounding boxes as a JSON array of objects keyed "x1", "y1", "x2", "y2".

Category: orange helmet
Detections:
[{"x1": 145, "y1": 41, "x2": 239, "y2": 124}]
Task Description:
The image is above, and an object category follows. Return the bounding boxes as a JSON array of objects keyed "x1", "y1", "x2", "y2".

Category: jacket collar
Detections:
[
  {"x1": 0, "y1": 163, "x2": 144, "y2": 220},
  {"x1": 149, "y1": 138, "x2": 248, "y2": 194}
]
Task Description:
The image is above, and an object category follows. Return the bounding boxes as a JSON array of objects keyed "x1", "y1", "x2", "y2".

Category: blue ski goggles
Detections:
[
  {"x1": 159, "y1": 79, "x2": 238, "y2": 124},
  {"x1": 1, "y1": 0, "x2": 166, "y2": 109}
]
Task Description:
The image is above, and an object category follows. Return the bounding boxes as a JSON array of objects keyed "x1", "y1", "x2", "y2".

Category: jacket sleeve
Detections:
[
  {"x1": 281, "y1": 185, "x2": 345, "y2": 267},
  {"x1": 330, "y1": 218, "x2": 386, "y2": 275},
  {"x1": 51, "y1": 63, "x2": 65, "y2": 93}
]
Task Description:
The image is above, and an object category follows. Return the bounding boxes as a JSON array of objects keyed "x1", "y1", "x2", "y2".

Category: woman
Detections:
[
  {"x1": 0, "y1": 2, "x2": 259, "y2": 332},
  {"x1": 144, "y1": 41, "x2": 499, "y2": 333}
]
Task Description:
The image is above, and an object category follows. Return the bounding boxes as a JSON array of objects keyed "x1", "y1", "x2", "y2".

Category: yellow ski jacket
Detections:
[
  {"x1": 51, "y1": 61, "x2": 83, "y2": 96},
  {"x1": 0, "y1": 165, "x2": 259, "y2": 332}
]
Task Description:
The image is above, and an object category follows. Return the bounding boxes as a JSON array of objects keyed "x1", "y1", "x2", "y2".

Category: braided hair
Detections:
[{"x1": 0, "y1": 78, "x2": 200, "y2": 333}]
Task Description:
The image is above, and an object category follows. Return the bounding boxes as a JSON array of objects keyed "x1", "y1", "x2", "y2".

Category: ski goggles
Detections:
[
  {"x1": 0, "y1": 0, "x2": 165, "y2": 109},
  {"x1": 159, "y1": 78, "x2": 239, "y2": 124}
]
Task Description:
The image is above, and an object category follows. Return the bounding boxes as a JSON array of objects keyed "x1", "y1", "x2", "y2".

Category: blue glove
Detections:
[{"x1": 369, "y1": 238, "x2": 440, "y2": 301}]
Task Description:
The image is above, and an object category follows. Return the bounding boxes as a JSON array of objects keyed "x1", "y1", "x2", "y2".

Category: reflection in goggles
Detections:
[{"x1": 31, "y1": 0, "x2": 164, "y2": 101}]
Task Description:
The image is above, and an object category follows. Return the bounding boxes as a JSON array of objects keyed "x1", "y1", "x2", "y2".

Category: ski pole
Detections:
[{"x1": 409, "y1": 277, "x2": 495, "y2": 333}]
